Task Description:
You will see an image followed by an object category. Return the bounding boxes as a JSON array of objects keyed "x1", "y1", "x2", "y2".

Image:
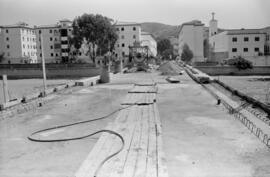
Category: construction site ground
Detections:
[{"x1": 0, "y1": 71, "x2": 270, "y2": 177}]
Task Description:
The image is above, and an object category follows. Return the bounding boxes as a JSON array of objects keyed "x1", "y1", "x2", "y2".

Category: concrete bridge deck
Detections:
[{"x1": 0, "y1": 71, "x2": 270, "y2": 177}]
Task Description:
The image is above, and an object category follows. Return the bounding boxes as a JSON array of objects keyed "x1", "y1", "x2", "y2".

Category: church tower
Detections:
[{"x1": 209, "y1": 12, "x2": 218, "y2": 37}]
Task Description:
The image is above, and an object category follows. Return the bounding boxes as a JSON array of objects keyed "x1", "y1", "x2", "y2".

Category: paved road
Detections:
[{"x1": 1, "y1": 71, "x2": 270, "y2": 177}]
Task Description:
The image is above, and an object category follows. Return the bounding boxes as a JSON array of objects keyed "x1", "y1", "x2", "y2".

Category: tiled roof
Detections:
[{"x1": 115, "y1": 21, "x2": 141, "y2": 26}]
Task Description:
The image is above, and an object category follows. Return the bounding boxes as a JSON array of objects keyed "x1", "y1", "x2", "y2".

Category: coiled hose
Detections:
[{"x1": 28, "y1": 105, "x2": 133, "y2": 177}]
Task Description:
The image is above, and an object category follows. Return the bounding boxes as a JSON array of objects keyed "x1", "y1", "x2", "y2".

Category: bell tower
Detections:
[{"x1": 209, "y1": 12, "x2": 218, "y2": 37}]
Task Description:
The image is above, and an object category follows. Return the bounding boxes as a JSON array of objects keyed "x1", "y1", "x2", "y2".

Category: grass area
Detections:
[
  {"x1": 215, "y1": 76, "x2": 270, "y2": 105},
  {"x1": 0, "y1": 79, "x2": 75, "y2": 103}
]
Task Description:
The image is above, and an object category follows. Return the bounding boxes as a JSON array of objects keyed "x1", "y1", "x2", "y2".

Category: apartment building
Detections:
[
  {"x1": 114, "y1": 22, "x2": 142, "y2": 58},
  {"x1": 0, "y1": 22, "x2": 37, "y2": 64},
  {"x1": 178, "y1": 20, "x2": 205, "y2": 62},
  {"x1": 141, "y1": 32, "x2": 157, "y2": 57},
  {"x1": 35, "y1": 19, "x2": 73, "y2": 63},
  {"x1": 209, "y1": 14, "x2": 270, "y2": 66}
]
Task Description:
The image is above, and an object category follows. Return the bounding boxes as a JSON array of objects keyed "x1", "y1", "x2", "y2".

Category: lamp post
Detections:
[{"x1": 40, "y1": 35, "x2": 47, "y2": 96}]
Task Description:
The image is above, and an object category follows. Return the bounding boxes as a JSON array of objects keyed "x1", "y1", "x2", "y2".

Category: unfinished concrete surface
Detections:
[{"x1": 0, "y1": 71, "x2": 270, "y2": 177}]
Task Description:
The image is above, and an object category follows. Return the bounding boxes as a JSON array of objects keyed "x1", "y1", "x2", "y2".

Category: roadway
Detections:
[{"x1": 0, "y1": 71, "x2": 270, "y2": 177}]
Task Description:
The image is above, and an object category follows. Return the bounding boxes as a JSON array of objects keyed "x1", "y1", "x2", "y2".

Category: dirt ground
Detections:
[
  {"x1": 158, "y1": 73, "x2": 270, "y2": 177},
  {"x1": 0, "y1": 79, "x2": 75, "y2": 103},
  {"x1": 1, "y1": 72, "x2": 270, "y2": 177},
  {"x1": 0, "y1": 85, "x2": 129, "y2": 177},
  {"x1": 214, "y1": 76, "x2": 270, "y2": 105}
]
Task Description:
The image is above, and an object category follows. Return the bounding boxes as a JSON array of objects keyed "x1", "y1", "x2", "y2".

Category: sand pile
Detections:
[{"x1": 158, "y1": 61, "x2": 183, "y2": 75}]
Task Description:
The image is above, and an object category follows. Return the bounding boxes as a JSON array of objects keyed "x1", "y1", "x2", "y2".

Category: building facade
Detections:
[
  {"x1": 141, "y1": 32, "x2": 157, "y2": 57},
  {"x1": 178, "y1": 20, "x2": 205, "y2": 62},
  {"x1": 114, "y1": 22, "x2": 142, "y2": 58},
  {"x1": 0, "y1": 22, "x2": 37, "y2": 64},
  {"x1": 209, "y1": 15, "x2": 270, "y2": 66},
  {"x1": 35, "y1": 19, "x2": 73, "y2": 63}
]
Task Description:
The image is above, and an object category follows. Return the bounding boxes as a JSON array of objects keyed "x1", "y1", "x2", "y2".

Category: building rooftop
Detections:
[
  {"x1": 226, "y1": 28, "x2": 266, "y2": 35},
  {"x1": 0, "y1": 22, "x2": 34, "y2": 29},
  {"x1": 179, "y1": 20, "x2": 204, "y2": 33},
  {"x1": 115, "y1": 21, "x2": 141, "y2": 26}
]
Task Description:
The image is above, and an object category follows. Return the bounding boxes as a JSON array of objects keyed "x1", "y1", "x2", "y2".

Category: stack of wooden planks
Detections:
[{"x1": 75, "y1": 83, "x2": 168, "y2": 177}]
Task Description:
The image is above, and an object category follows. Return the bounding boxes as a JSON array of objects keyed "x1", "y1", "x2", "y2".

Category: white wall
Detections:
[
  {"x1": 141, "y1": 34, "x2": 157, "y2": 57},
  {"x1": 209, "y1": 31, "x2": 229, "y2": 52},
  {"x1": 178, "y1": 24, "x2": 204, "y2": 62}
]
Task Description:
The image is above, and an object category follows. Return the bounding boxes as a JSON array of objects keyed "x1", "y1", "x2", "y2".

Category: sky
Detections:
[{"x1": 0, "y1": 0, "x2": 269, "y2": 29}]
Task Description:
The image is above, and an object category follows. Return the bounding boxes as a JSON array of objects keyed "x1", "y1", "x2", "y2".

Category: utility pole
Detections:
[
  {"x1": 2, "y1": 75, "x2": 9, "y2": 103},
  {"x1": 40, "y1": 35, "x2": 47, "y2": 96}
]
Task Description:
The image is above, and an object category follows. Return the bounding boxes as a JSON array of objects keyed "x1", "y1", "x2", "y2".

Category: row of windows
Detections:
[
  {"x1": 23, "y1": 51, "x2": 36, "y2": 57},
  {"x1": 23, "y1": 44, "x2": 36, "y2": 49},
  {"x1": 232, "y1": 47, "x2": 260, "y2": 52},
  {"x1": 116, "y1": 26, "x2": 137, "y2": 31},
  {"x1": 38, "y1": 28, "x2": 72, "y2": 34},
  {"x1": 5, "y1": 36, "x2": 36, "y2": 42},
  {"x1": 39, "y1": 53, "x2": 60, "y2": 57},
  {"x1": 120, "y1": 35, "x2": 137, "y2": 39},
  {"x1": 232, "y1": 36, "x2": 260, "y2": 42}
]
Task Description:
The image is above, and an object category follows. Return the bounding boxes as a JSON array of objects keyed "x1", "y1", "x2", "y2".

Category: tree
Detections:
[
  {"x1": 157, "y1": 39, "x2": 172, "y2": 55},
  {"x1": 227, "y1": 56, "x2": 253, "y2": 70},
  {"x1": 71, "y1": 13, "x2": 118, "y2": 64},
  {"x1": 203, "y1": 39, "x2": 209, "y2": 58},
  {"x1": 157, "y1": 38, "x2": 174, "y2": 59},
  {"x1": 181, "y1": 43, "x2": 193, "y2": 63}
]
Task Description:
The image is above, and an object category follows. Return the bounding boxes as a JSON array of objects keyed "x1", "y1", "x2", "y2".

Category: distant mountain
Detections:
[{"x1": 141, "y1": 22, "x2": 179, "y2": 40}]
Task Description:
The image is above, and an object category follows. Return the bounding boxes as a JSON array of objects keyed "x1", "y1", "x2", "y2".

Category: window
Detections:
[
  {"x1": 133, "y1": 27, "x2": 136, "y2": 31},
  {"x1": 232, "y1": 48, "x2": 237, "y2": 52},
  {"x1": 267, "y1": 34, "x2": 270, "y2": 41},
  {"x1": 55, "y1": 38, "x2": 57, "y2": 41},
  {"x1": 27, "y1": 45, "x2": 29, "y2": 49},
  {"x1": 6, "y1": 37, "x2": 9, "y2": 41},
  {"x1": 122, "y1": 52, "x2": 125, "y2": 56},
  {"x1": 121, "y1": 35, "x2": 125, "y2": 39},
  {"x1": 50, "y1": 37, "x2": 53, "y2": 41},
  {"x1": 117, "y1": 44, "x2": 120, "y2": 47},
  {"x1": 56, "y1": 53, "x2": 58, "y2": 57},
  {"x1": 40, "y1": 45, "x2": 42, "y2": 49},
  {"x1": 121, "y1": 27, "x2": 124, "y2": 31},
  {"x1": 255, "y1": 37, "x2": 260, "y2": 41},
  {"x1": 243, "y1": 48, "x2": 248, "y2": 52},
  {"x1": 6, "y1": 29, "x2": 8, "y2": 33},
  {"x1": 133, "y1": 35, "x2": 136, "y2": 39},
  {"x1": 232, "y1": 37, "x2": 237, "y2": 42},
  {"x1": 50, "y1": 45, "x2": 53, "y2": 49},
  {"x1": 23, "y1": 44, "x2": 25, "y2": 48},
  {"x1": 122, "y1": 43, "x2": 125, "y2": 47},
  {"x1": 51, "y1": 53, "x2": 54, "y2": 57},
  {"x1": 40, "y1": 53, "x2": 42, "y2": 57},
  {"x1": 254, "y1": 48, "x2": 259, "y2": 52},
  {"x1": 39, "y1": 30, "x2": 41, "y2": 34},
  {"x1": 49, "y1": 29, "x2": 52, "y2": 33},
  {"x1": 244, "y1": 37, "x2": 249, "y2": 42},
  {"x1": 116, "y1": 28, "x2": 119, "y2": 31},
  {"x1": 7, "y1": 45, "x2": 10, "y2": 49}
]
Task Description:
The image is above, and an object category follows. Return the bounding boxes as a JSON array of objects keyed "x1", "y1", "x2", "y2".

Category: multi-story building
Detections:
[
  {"x1": 178, "y1": 20, "x2": 205, "y2": 62},
  {"x1": 0, "y1": 22, "x2": 37, "y2": 64},
  {"x1": 209, "y1": 14, "x2": 270, "y2": 66},
  {"x1": 114, "y1": 22, "x2": 142, "y2": 58},
  {"x1": 35, "y1": 19, "x2": 73, "y2": 63},
  {"x1": 141, "y1": 32, "x2": 157, "y2": 57}
]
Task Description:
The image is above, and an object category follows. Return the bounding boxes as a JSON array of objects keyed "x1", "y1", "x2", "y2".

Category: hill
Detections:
[{"x1": 141, "y1": 22, "x2": 179, "y2": 40}]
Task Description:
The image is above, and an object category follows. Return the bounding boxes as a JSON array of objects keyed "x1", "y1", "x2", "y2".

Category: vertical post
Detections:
[
  {"x1": 2, "y1": 75, "x2": 9, "y2": 103},
  {"x1": 40, "y1": 35, "x2": 47, "y2": 96}
]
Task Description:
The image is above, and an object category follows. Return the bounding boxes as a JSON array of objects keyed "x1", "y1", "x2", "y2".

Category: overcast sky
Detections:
[{"x1": 0, "y1": 0, "x2": 269, "y2": 29}]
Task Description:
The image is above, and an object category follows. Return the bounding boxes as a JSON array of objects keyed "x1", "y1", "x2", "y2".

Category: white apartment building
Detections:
[
  {"x1": 209, "y1": 14, "x2": 270, "y2": 66},
  {"x1": 114, "y1": 22, "x2": 142, "y2": 58},
  {"x1": 35, "y1": 19, "x2": 73, "y2": 63},
  {"x1": 178, "y1": 20, "x2": 205, "y2": 62},
  {"x1": 141, "y1": 32, "x2": 157, "y2": 57},
  {"x1": 0, "y1": 22, "x2": 37, "y2": 64}
]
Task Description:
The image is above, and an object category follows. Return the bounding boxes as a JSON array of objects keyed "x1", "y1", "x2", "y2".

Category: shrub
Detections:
[{"x1": 227, "y1": 56, "x2": 253, "y2": 70}]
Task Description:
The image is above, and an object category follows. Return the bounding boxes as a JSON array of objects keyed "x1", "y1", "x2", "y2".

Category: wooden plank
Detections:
[
  {"x1": 153, "y1": 103, "x2": 169, "y2": 177},
  {"x1": 133, "y1": 105, "x2": 150, "y2": 177},
  {"x1": 146, "y1": 105, "x2": 158, "y2": 177},
  {"x1": 120, "y1": 105, "x2": 144, "y2": 177}
]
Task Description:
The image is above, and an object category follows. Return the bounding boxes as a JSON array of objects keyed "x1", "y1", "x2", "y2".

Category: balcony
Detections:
[{"x1": 61, "y1": 37, "x2": 68, "y2": 41}]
